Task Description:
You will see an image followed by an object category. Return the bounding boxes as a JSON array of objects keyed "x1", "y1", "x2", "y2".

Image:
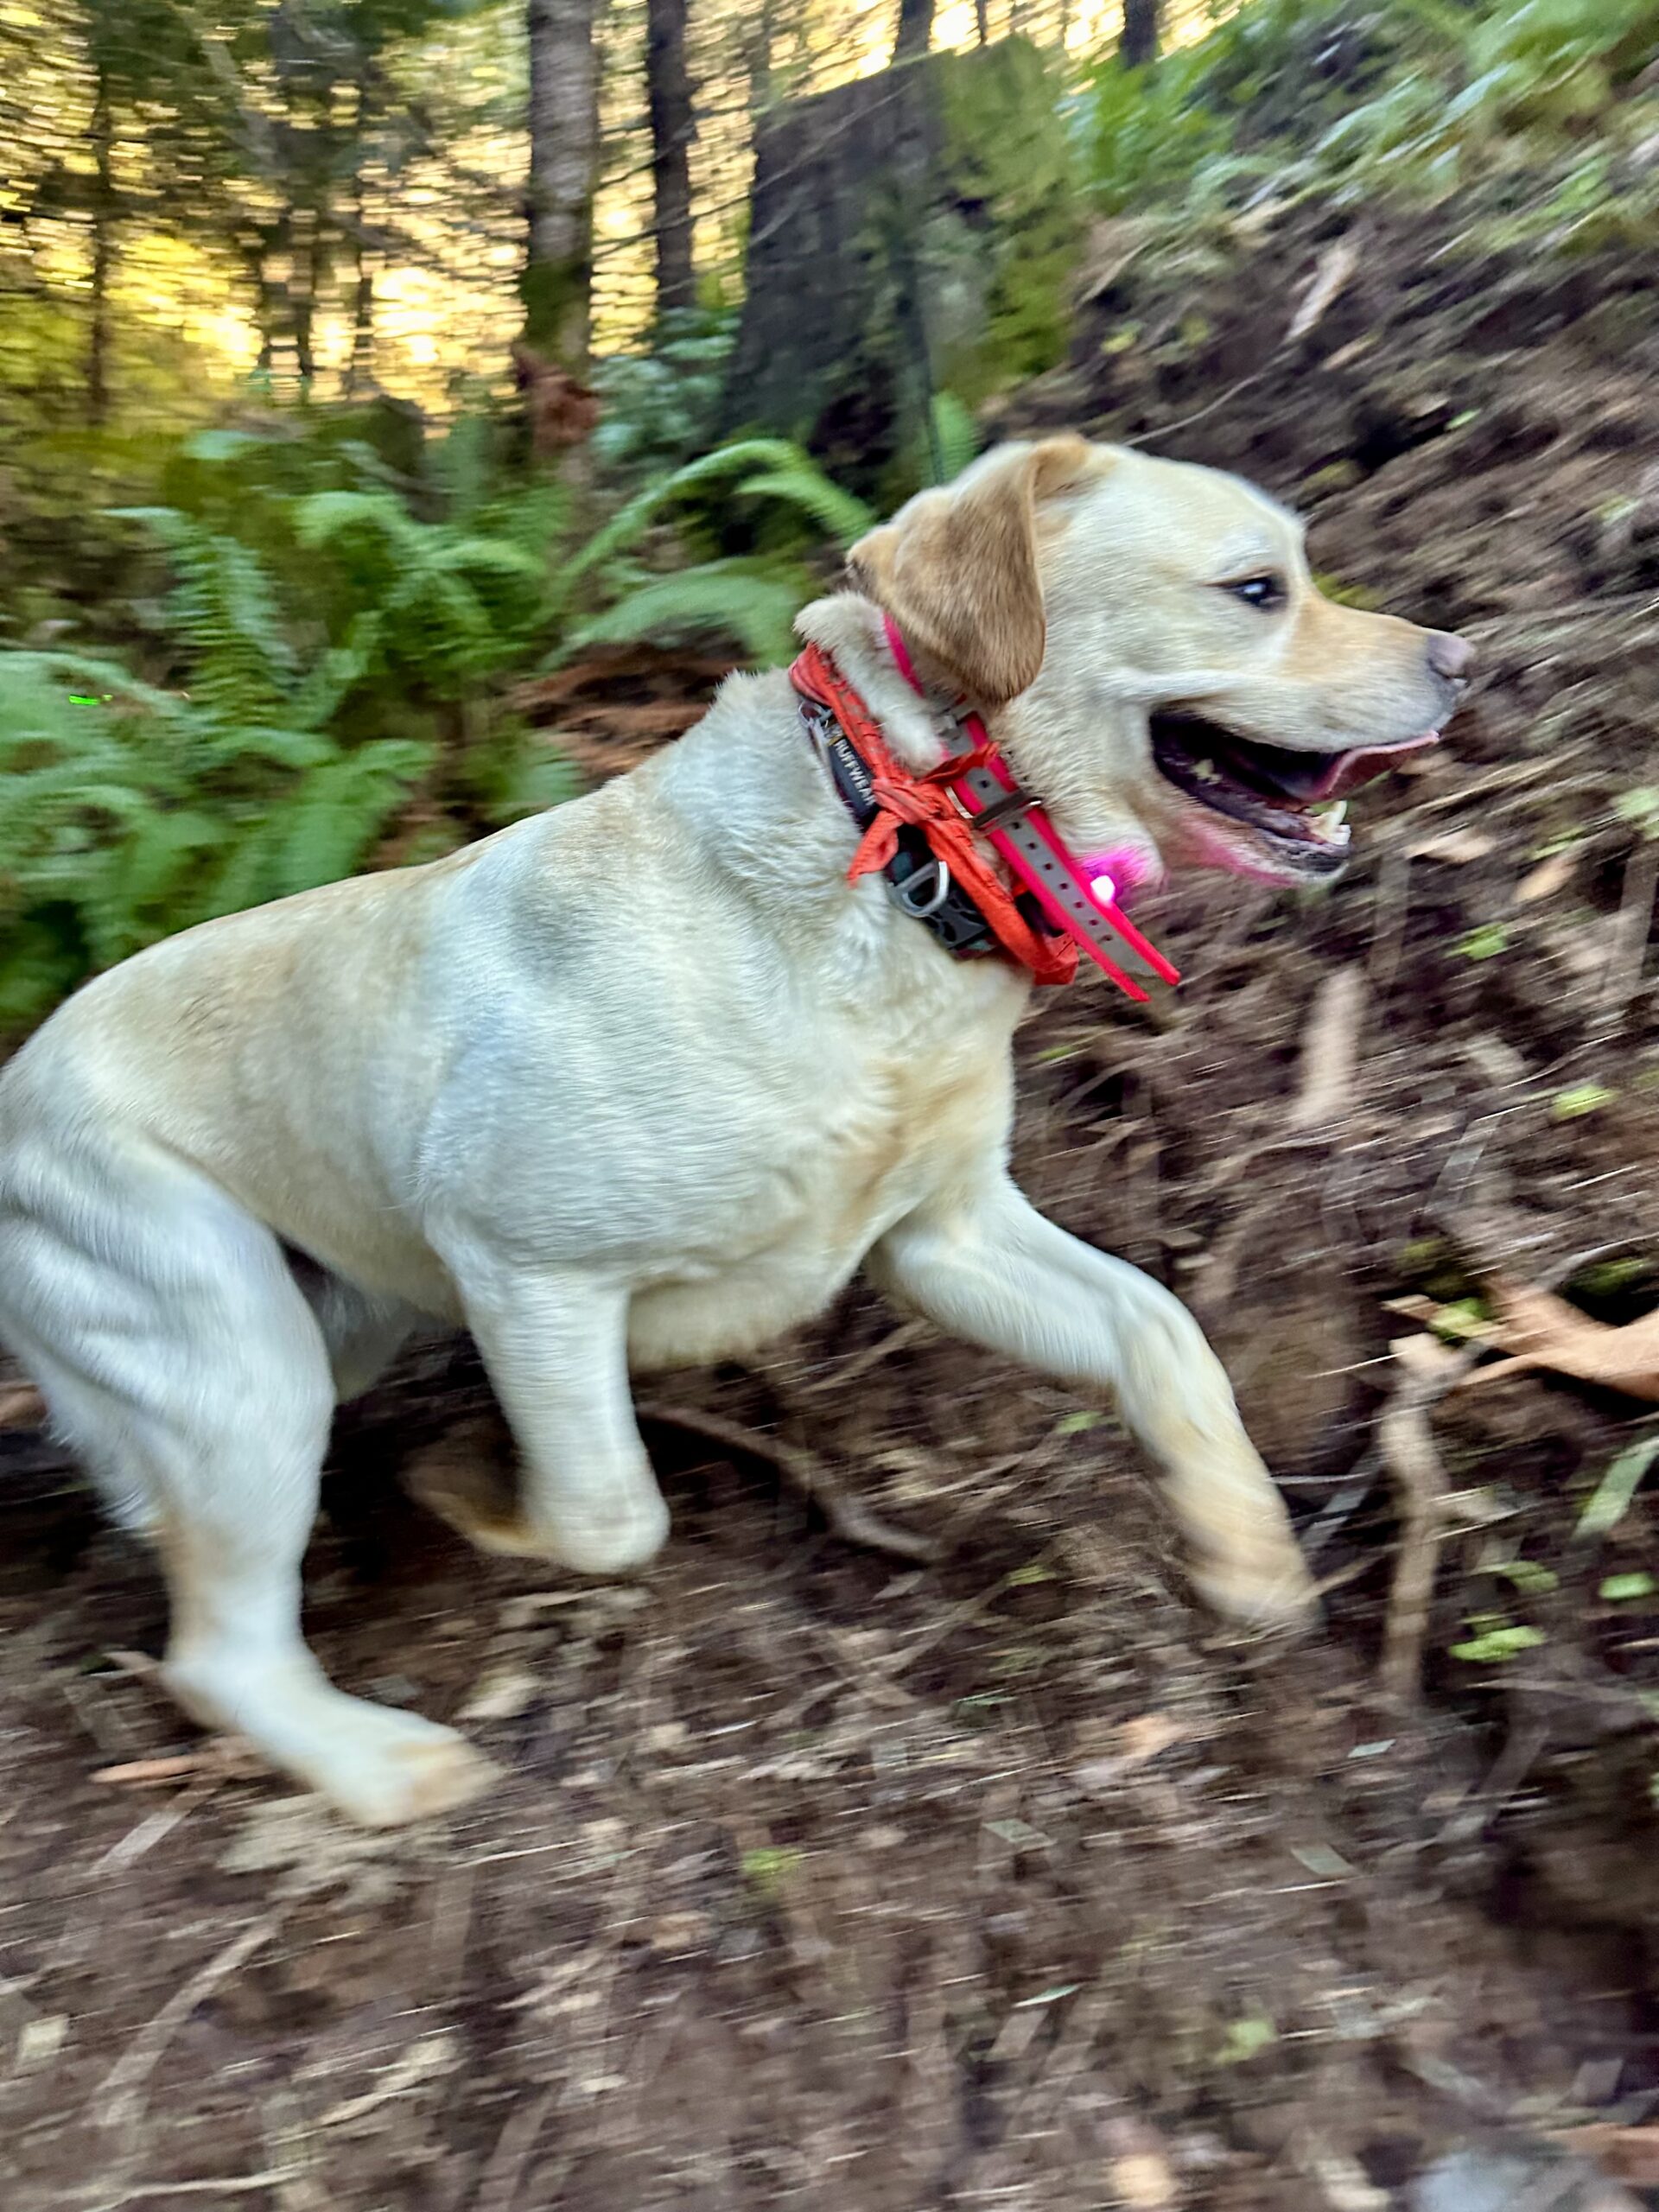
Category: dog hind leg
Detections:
[{"x1": 0, "y1": 1151, "x2": 495, "y2": 1825}]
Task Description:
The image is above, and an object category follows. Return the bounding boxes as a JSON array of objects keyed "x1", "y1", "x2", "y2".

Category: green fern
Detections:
[
  {"x1": 0, "y1": 647, "x2": 434, "y2": 1033},
  {"x1": 555, "y1": 439, "x2": 873, "y2": 600},
  {"x1": 929, "y1": 393, "x2": 982, "y2": 483},
  {"x1": 562, "y1": 557, "x2": 815, "y2": 669}
]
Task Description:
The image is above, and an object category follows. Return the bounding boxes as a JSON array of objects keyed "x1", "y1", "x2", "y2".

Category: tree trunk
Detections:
[
  {"x1": 892, "y1": 0, "x2": 933, "y2": 66},
  {"x1": 346, "y1": 230, "x2": 374, "y2": 396},
  {"x1": 747, "y1": 0, "x2": 773, "y2": 111},
  {"x1": 1120, "y1": 0, "x2": 1160, "y2": 68},
  {"x1": 523, "y1": 0, "x2": 599, "y2": 371},
  {"x1": 86, "y1": 50, "x2": 114, "y2": 422},
  {"x1": 646, "y1": 0, "x2": 696, "y2": 318},
  {"x1": 974, "y1": 0, "x2": 988, "y2": 47}
]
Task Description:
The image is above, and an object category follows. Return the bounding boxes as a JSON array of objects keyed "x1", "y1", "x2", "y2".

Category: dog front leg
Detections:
[
  {"x1": 868, "y1": 1178, "x2": 1316, "y2": 1626},
  {"x1": 428, "y1": 1265, "x2": 671, "y2": 1575}
]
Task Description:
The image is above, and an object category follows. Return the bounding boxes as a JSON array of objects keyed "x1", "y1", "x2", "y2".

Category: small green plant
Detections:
[
  {"x1": 1575, "y1": 1433, "x2": 1659, "y2": 1540},
  {"x1": 741, "y1": 1844, "x2": 804, "y2": 1901},
  {"x1": 1599, "y1": 1573, "x2": 1655, "y2": 1602},
  {"x1": 1616, "y1": 787, "x2": 1659, "y2": 837},
  {"x1": 1553, "y1": 1081, "x2": 1618, "y2": 1120},
  {"x1": 1450, "y1": 1619, "x2": 1548, "y2": 1663},
  {"x1": 1459, "y1": 925, "x2": 1510, "y2": 962},
  {"x1": 1216, "y1": 2014, "x2": 1277, "y2": 2066}
]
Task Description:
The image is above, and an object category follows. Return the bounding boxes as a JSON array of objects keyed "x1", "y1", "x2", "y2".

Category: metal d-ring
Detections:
[{"x1": 891, "y1": 856, "x2": 952, "y2": 918}]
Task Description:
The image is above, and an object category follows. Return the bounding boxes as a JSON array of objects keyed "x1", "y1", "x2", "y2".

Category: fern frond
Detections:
[
  {"x1": 553, "y1": 438, "x2": 807, "y2": 597},
  {"x1": 261, "y1": 741, "x2": 434, "y2": 899},
  {"x1": 735, "y1": 465, "x2": 876, "y2": 550},
  {"x1": 562, "y1": 557, "x2": 811, "y2": 669},
  {"x1": 928, "y1": 393, "x2": 981, "y2": 484}
]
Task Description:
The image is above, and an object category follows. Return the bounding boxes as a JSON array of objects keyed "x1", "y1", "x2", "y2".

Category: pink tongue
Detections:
[{"x1": 1294, "y1": 730, "x2": 1441, "y2": 802}]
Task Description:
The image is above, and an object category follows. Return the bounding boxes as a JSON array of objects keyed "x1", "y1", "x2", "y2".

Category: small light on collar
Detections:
[{"x1": 1089, "y1": 873, "x2": 1116, "y2": 906}]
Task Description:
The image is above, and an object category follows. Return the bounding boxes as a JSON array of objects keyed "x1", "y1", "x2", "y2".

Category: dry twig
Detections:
[
  {"x1": 1377, "y1": 1337, "x2": 1478, "y2": 1701},
  {"x1": 98, "y1": 1916, "x2": 282, "y2": 2129},
  {"x1": 1290, "y1": 964, "x2": 1365, "y2": 1128},
  {"x1": 638, "y1": 1400, "x2": 942, "y2": 1563}
]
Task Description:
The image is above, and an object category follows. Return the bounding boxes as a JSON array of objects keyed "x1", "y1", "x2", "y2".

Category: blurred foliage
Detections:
[
  {"x1": 8, "y1": 0, "x2": 1657, "y2": 1048},
  {"x1": 1084, "y1": 0, "x2": 1659, "y2": 246},
  {"x1": 591, "y1": 306, "x2": 741, "y2": 480},
  {"x1": 0, "y1": 416, "x2": 867, "y2": 1033}
]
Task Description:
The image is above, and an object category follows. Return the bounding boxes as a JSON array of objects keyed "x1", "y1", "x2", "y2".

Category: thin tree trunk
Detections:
[
  {"x1": 523, "y1": 0, "x2": 599, "y2": 372},
  {"x1": 86, "y1": 51, "x2": 114, "y2": 422},
  {"x1": 1120, "y1": 0, "x2": 1160, "y2": 68},
  {"x1": 346, "y1": 231, "x2": 374, "y2": 396},
  {"x1": 747, "y1": 0, "x2": 773, "y2": 111},
  {"x1": 892, "y1": 0, "x2": 933, "y2": 65},
  {"x1": 646, "y1": 0, "x2": 696, "y2": 318},
  {"x1": 292, "y1": 212, "x2": 318, "y2": 386},
  {"x1": 974, "y1": 0, "x2": 988, "y2": 46}
]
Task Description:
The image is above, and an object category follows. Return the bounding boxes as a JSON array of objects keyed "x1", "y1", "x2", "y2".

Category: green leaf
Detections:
[
  {"x1": 1552, "y1": 1082, "x2": 1616, "y2": 1120},
  {"x1": 1217, "y1": 2016, "x2": 1277, "y2": 2065},
  {"x1": 1599, "y1": 1573, "x2": 1655, "y2": 1602},
  {"x1": 1449, "y1": 1624, "x2": 1548, "y2": 1662},
  {"x1": 1459, "y1": 925, "x2": 1510, "y2": 961},
  {"x1": 1575, "y1": 1433, "x2": 1659, "y2": 1541}
]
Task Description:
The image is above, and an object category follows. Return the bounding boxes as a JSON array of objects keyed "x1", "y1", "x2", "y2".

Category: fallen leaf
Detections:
[
  {"x1": 1472, "y1": 1275, "x2": 1659, "y2": 1402},
  {"x1": 1408, "y1": 829, "x2": 1497, "y2": 862},
  {"x1": 1548, "y1": 2126, "x2": 1659, "y2": 2188},
  {"x1": 1103, "y1": 2117, "x2": 1181, "y2": 2209},
  {"x1": 1110, "y1": 2152, "x2": 1180, "y2": 2209},
  {"x1": 459, "y1": 1664, "x2": 539, "y2": 1721},
  {"x1": 1118, "y1": 1712, "x2": 1187, "y2": 1764},
  {"x1": 1074, "y1": 1712, "x2": 1187, "y2": 1794},
  {"x1": 1288, "y1": 236, "x2": 1360, "y2": 342},
  {"x1": 1515, "y1": 850, "x2": 1576, "y2": 904},
  {"x1": 17, "y1": 2015, "x2": 69, "y2": 2066}
]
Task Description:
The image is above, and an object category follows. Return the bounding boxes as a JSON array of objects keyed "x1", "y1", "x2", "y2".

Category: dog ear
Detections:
[{"x1": 847, "y1": 435, "x2": 1096, "y2": 706}]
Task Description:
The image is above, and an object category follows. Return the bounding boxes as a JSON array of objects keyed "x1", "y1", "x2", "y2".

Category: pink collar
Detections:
[{"x1": 881, "y1": 616, "x2": 1178, "y2": 1001}]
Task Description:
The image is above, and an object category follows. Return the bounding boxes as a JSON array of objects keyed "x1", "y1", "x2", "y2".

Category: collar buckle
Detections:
[{"x1": 957, "y1": 781, "x2": 1037, "y2": 836}]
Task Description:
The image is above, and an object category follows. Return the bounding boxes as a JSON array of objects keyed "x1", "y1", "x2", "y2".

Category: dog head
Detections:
[{"x1": 848, "y1": 435, "x2": 1471, "y2": 891}]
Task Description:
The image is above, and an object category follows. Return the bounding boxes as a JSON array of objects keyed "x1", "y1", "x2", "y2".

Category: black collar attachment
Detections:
[{"x1": 799, "y1": 696, "x2": 998, "y2": 956}]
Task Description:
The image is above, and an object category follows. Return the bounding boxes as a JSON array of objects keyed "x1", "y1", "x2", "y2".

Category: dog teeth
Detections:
[
  {"x1": 1194, "y1": 759, "x2": 1218, "y2": 782},
  {"x1": 1308, "y1": 798, "x2": 1350, "y2": 845}
]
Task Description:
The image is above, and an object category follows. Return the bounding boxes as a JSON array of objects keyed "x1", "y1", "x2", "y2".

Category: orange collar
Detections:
[
  {"x1": 789, "y1": 636, "x2": 1177, "y2": 1001},
  {"x1": 791, "y1": 639, "x2": 1077, "y2": 987}
]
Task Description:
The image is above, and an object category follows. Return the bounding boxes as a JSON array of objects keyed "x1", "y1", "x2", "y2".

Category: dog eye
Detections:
[{"x1": 1224, "y1": 575, "x2": 1285, "y2": 610}]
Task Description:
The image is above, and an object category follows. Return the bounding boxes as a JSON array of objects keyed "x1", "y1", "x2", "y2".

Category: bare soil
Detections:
[{"x1": 3, "y1": 213, "x2": 1659, "y2": 2210}]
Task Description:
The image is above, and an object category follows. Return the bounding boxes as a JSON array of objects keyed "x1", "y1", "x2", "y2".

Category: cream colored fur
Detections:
[{"x1": 0, "y1": 439, "x2": 1469, "y2": 1826}]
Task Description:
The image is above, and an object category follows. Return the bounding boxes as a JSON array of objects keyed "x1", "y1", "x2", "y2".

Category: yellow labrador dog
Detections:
[{"x1": 0, "y1": 438, "x2": 1470, "y2": 1825}]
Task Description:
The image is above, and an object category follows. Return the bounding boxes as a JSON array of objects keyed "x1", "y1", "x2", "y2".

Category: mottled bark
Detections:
[
  {"x1": 86, "y1": 53, "x2": 114, "y2": 421},
  {"x1": 892, "y1": 0, "x2": 934, "y2": 65},
  {"x1": 523, "y1": 0, "x2": 599, "y2": 371},
  {"x1": 1121, "y1": 0, "x2": 1160, "y2": 69},
  {"x1": 646, "y1": 0, "x2": 696, "y2": 317}
]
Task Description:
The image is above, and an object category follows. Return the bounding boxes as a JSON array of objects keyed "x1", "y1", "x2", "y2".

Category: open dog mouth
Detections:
[{"x1": 1150, "y1": 710, "x2": 1440, "y2": 856}]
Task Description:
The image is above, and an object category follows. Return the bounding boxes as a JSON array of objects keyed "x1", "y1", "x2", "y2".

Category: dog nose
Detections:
[{"x1": 1427, "y1": 631, "x2": 1474, "y2": 683}]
